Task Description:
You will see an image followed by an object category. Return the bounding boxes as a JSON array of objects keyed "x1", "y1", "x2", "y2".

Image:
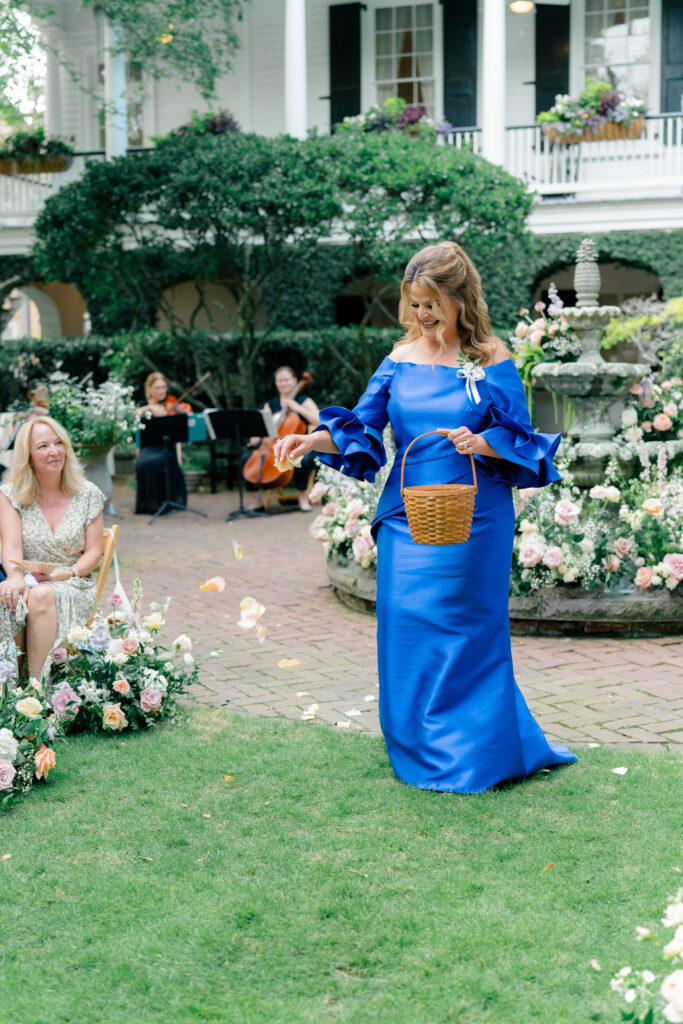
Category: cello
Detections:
[{"x1": 242, "y1": 371, "x2": 312, "y2": 490}]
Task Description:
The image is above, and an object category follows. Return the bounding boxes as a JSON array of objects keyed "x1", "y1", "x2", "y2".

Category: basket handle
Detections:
[{"x1": 400, "y1": 430, "x2": 478, "y2": 497}]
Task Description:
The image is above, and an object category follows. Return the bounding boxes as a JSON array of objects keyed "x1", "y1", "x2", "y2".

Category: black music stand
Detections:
[
  {"x1": 205, "y1": 409, "x2": 274, "y2": 523},
  {"x1": 138, "y1": 414, "x2": 208, "y2": 525}
]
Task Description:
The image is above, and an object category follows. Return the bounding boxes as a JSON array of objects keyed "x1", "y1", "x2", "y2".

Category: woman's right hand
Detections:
[
  {"x1": 273, "y1": 432, "x2": 317, "y2": 465},
  {"x1": 0, "y1": 574, "x2": 28, "y2": 613}
]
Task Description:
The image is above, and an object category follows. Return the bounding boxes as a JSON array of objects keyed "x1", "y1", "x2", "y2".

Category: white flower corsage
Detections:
[{"x1": 456, "y1": 358, "x2": 485, "y2": 404}]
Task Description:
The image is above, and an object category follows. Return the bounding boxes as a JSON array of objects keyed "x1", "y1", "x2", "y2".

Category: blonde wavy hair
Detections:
[
  {"x1": 8, "y1": 416, "x2": 85, "y2": 507},
  {"x1": 396, "y1": 242, "x2": 498, "y2": 365}
]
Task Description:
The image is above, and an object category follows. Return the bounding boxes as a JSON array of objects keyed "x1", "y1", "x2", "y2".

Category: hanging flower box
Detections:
[
  {"x1": 0, "y1": 153, "x2": 74, "y2": 176},
  {"x1": 542, "y1": 118, "x2": 645, "y2": 145}
]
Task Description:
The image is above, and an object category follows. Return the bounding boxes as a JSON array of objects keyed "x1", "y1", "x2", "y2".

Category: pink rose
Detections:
[
  {"x1": 0, "y1": 760, "x2": 16, "y2": 791},
  {"x1": 653, "y1": 413, "x2": 673, "y2": 431},
  {"x1": 554, "y1": 500, "x2": 580, "y2": 526},
  {"x1": 308, "y1": 482, "x2": 329, "y2": 504},
  {"x1": 603, "y1": 554, "x2": 620, "y2": 573},
  {"x1": 529, "y1": 329, "x2": 545, "y2": 346},
  {"x1": 113, "y1": 677, "x2": 130, "y2": 696},
  {"x1": 345, "y1": 498, "x2": 366, "y2": 519},
  {"x1": 661, "y1": 380, "x2": 673, "y2": 391},
  {"x1": 534, "y1": 301, "x2": 546, "y2": 312},
  {"x1": 519, "y1": 307, "x2": 528, "y2": 316},
  {"x1": 541, "y1": 546, "x2": 563, "y2": 569},
  {"x1": 352, "y1": 535, "x2": 373, "y2": 562},
  {"x1": 630, "y1": 383, "x2": 643, "y2": 395},
  {"x1": 514, "y1": 322, "x2": 528, "y2": 339},
  {"x1": 634, "y1": 566, "x2": 654, "y2": 589},
  {"x1": 140, "y1": 688, "x2": 163, "y2": 713},
  {"x1": 51, "y1": 682, "x2": 81, "y2": 719},
  {"x1": 642, "y1": 420, "x2": 652, "y2": 432},
  {"x1": 322, "y1": 502, "x2": 337, "y2": 518},
  {"x1": 121, "y1": 635, "x2": 139, "y2": 656},
  {"x1": 51, "y1": 647, "x2": 68, "y2": 664},
  {"x1": 313, "y1": 529, "x2": 329, "y2": 543},
  {"x1": 532, "y1": 318, "x2": 546, "y2": 331},
  {"x1": 345, "y1": 519, "x2": 360, "y2": 537},
  {"x1": 614, "y1": 537, "x2": 631, "y2": 557},
  {"x1": 642, "y1": 397, "x2": 656, "y2": 409},
  {"x1": 108, "y1": 593, "x2": 122, "y2": 607},
  {"x1": 663, "y1": 553, "x2": 683, "y2": 581},
  {"x1": 519, "y1": 543, "x2": 543, "y2": 568},
  {"x1": 518, "y1": 488, "x2": 538, "y2": 502},
  {"x1": 664, "y1": 402, "x2": 678, "y2": 416}
]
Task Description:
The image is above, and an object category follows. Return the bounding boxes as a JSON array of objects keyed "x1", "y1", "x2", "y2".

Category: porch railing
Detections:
[{"x1": 447, "y1": 114, "x2": 683, "y2": 196}]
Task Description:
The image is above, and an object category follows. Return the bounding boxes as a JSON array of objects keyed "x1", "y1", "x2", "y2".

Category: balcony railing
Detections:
[
  {"x1": 447, "y1": 114, "x2": 683, "y2": 197},
  {"x1": 0, "y1": 153, "x2": 106, "y2": 228}
]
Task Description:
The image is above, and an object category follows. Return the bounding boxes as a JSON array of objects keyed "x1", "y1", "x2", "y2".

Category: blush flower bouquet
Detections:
[
  {"x1": 509, "y1": 286, "x2": 581, "y2": 410},
  {"x1": 617, "y1": 376, "x2": 683, "y2": 446},
  {"x1": 48, "y1": 582, "x2": 200, "y2": 734},
  {"x1": 0, "y1": 675, "x2": 59, "y2": 808}
]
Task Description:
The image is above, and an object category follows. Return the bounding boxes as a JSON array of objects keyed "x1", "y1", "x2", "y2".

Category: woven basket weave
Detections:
[{"x1": 400, "y1": 430, "x2": 478, "y2": 546}]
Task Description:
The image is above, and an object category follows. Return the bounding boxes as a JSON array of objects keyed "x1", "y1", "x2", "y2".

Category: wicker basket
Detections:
[
  {"x1": 400, "y1": 430, "x2": 478, "y2": 546},
  {"x1": 542, "y1": 118, "x2": 645, "y2": 145}
]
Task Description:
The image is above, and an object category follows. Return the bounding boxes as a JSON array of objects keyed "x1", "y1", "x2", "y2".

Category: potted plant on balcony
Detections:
[
  {"x1": 537, "y1": 78, "x2": 646, "y2": 144},
  {"x1": 0, "y1": 127, "x2": 75, "y2": 175}
]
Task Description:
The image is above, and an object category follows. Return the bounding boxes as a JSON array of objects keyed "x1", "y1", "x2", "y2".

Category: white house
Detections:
[{"x1": 1, "y1": 0, "x2": 682, "y2": 334}]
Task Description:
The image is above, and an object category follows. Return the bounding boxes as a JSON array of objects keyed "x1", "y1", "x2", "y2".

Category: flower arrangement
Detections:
[
  {"x1": 609, "y1": 889, "x2": 683, "y2": 1022},
  {"x1": 0, "y1": 673, "x2": 59, "y2": 809},
  {"x1": 0, "y1": 126, "x2": 75, "y2": 166},
  {"x1": 49, "y1": 585, "x2": 199, "y2": 734},
  {"x1": 617, "y1": 376, "x2": 683, "y2": 445},
  {"x1": 338, "y1": 97, "x2": 452, "y2": 139},
  {"x1": 509, "y1": 286, "x2": 581, "y2": 409},
  {"x1": 511, "y1": 452, "x2": 683, "y2": 595},
  {"x1": 537, "y1": 77, "x2": 646, "y2": 141},
  {"x1": 155, "y1": 108, "x2": 240, "y2": 145},
  {"x1": 46, "y1": 372, "x2": 137, "y2": 457}
]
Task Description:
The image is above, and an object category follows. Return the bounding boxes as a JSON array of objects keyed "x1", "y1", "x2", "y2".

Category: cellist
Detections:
[{"x1": 244, "y1": 366, "x2": 319, "y2": 512}]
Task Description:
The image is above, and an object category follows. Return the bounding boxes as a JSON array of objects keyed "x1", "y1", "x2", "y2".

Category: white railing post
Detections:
[
  {"x1": 103, "y1": 19, "x2": 127, "y2": 159},
  {"x1": 285, "y1": 0, "x2": 307, "y2": 140},
  {"x1": 481, "y1": 0, "x2": 506, "y2": 166}
]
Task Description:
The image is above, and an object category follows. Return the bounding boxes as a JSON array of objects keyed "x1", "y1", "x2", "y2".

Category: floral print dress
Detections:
[{"x1": 0, "y1": 480, "x2": 106, "y2": 677}]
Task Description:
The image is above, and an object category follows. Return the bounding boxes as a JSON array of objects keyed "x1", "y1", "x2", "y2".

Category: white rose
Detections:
[
  {"x1": 143, "y1": 612, "x2": 164, "y2": 631},
  {"x1": 183, "y1": 653, "x2": 194, "y2": 667},
  {"x1": 589, "y1": 485, "x2": 607, "y2": 500},
  {"x1": 604, "y1": 486, "x2": 621, "y2": 502},
  {"x1": 67, "y1": 625, "x2": 92, "y2": 645},
  {"x1": 113, "y1": 652, "x2": 128, "y2": 667},
  {"x1": 0, "y1": 727, "x2": 19, "y2": 763},
  {"x1": 579, "y1": 538, "x2": 594, "y2": 553},
  {"x1": 664, "y1": 904, "x2": 683, "y2": 929},
  {"x1": 661, "y1": 970, "x2": 683, "y2": 1021},
  {"x1": 360, "y1": 524, "x2": 373, "y2": 539},
  {"x1": 173, "y1": 634, "x2": 192, "y2": 653},
  {"x1": 564, "y1": 567, "x2": 579, "y2": 582},
  {"x1": 332, "y1": 526, "x2": 346, "y2": 544},
  {"x1": 621, "y1": 407, "x2": 638, "y2": 428},
  {"x1": 664, "y1": 926, "x2": 683, "y2": 961}
]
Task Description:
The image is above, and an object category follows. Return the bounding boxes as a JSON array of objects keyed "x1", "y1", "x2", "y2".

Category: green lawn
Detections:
[{"x1": 1, "y1": 708, "x2": 679, "y2": 1024}]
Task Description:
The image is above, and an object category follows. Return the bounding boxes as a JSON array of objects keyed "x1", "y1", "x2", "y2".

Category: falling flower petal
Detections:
[
  {"x1": 256, "y1": 624, "x2": 267, "y2": 644},
  {"x1": 363, "y1": 694, "x2": 376, "y2": 702},
  {"x1": 200, "y1": 576, "x2": 226, "y2": 593},
  {"x1": 336, "y1": 720, "x2": 351, "y2": 728},
  {"x1": 278, "y1": 658, "x2": 300, "y2": 669},
  {"x1": 590, "y1": 960, "x2": 602, "y2": 972},
  {"x1": 612, "y1": 766, "x2": 628, "y2": 775},
  {"x1": 238, "y1": 597, "x2": 266, "y2": 629},
  {"x1": 345, "y1": 708, "x2": 361, "y2": 717},
  {"x1": 232, "y1": 539, "x2": 243, "y2": 560}
]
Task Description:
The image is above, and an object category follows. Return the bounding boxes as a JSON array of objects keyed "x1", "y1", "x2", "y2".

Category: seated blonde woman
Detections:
[{"x1": 0, "y1": 416, "x2": 105, "y2": 680}]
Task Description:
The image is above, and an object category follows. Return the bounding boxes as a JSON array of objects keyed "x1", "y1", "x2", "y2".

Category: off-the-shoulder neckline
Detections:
[{"x1": 384, "y1": 355, "x2": 514, "y2": 371}]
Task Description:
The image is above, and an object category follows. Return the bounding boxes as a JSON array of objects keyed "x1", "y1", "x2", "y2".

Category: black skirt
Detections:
[{"x1": 135, "y1": 446, "x2": 187, "y2": 515}]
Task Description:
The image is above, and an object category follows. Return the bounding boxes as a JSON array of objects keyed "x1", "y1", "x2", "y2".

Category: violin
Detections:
[
  {"x1": 242, "y1": 371, "x2": 312, "y2": 489},
  {"x1": 146, "y1": 372, "x2": 212, "y2": 417}
]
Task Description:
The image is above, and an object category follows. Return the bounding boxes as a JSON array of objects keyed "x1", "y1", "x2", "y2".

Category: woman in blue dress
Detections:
[{"x1": 274, "y1": 242, "x2": 576, "y2": 793}]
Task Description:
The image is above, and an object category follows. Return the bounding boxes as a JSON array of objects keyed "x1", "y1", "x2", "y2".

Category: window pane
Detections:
[
  {"x1": 376, "y1": 8, "x2": 392, "y2": 31},
  {"x1": 585, "y1": 38, "x2": 605, "y2": 62},
  {"x1": 416, "y1": 28, "x2": 432, "y2": 52},
  {"x1": 377, "y1": 83, "x2": 394, "y2": 105},
  {"x1": 629, "y1": 13, "x2": 650, "y2": 33},
  {"x1": 585, "y1": 13, "x2": 604, "y2": 39},
  {"x1": 628, "y1": 0, "x2": 649, "y2": 10},
  {"x1": 376, "y1": 32, "x2": 392, "y2": 56},
  {"x1": 397, "y1": 29, "x2": 414, "y2": 57},
  {"x1": 416, "y1": 4, "x2": 432, "y2": 27},
  {"x1": 396, "y1": 6, "x2": 412, "y2": 29},
  {"x1": 376, "y1": 57, "x2": 393, "y2": 80},
  {"x1": 397, "y1": 80, "x2": 413, "y2": 103},
  {"x1": 627, "y1": 35, "x2": 649, "y2": 61},
  {"x1": 606, "y1": 11, "x2": 627, "y2": 30},
  {"x1": 416, "y1": 54, "x2": 433, "y2": 77},
  {"x1": 607, "y1": 0, "x2": 625, "y2": 9},
  {"x1": 586, "y1": 0, "x2": 603, "y2": 11},
  {"x1": 629, "y1": 62, "x2": 649, "y2": 102},
  {"x1": 419, "y1": 81, "x2": 434, "y2": 109},
  {"x1": 396, "y1": 51, "x2": 413, "y2": 79}
]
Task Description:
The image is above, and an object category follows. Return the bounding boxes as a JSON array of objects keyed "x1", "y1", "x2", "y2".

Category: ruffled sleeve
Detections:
[
  {"x1": 478, "y1": 360, "x2": 561, "y2": 488},
  {"x1": 0, "y1": 482, "x2": 20, "y2": 511},
  {"x1": 82, "y1": 481, "x2": 107, "y2": 525},
  {"x1": 314, "y1": 356, "x2": 396, "y2": 481}
]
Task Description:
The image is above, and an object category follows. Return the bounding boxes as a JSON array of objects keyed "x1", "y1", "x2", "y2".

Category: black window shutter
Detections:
[
  {"x1": 661, "y1": 0, "x2": 683, "y2": 113},
  {"x1": 535, "y1": 4, "x2": 569, "y2": 116},
  {"x1": 329, "y1": 3, "x2": 363, "y2": 130},
  {"x1": 442, "y1": 0, "x2": 477, "y2": 128}
]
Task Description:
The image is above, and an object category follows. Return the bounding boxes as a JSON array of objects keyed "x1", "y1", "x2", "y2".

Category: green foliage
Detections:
[
  {"x1": 536, "y1": 76, "x2": 646, "y2": 138},
  {"x1": 0, "y1": 125, "x2": 74, "y2": 161},
  {"x1": 0, "y1": 1, "x2": 43, "y2": 131}
]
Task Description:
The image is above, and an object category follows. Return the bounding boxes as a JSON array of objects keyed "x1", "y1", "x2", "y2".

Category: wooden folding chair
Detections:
[{"x1": 87, "y1": 524, "x2": 119, "y2": 626}]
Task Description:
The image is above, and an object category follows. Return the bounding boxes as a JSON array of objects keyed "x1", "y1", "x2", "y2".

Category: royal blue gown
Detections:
[{"x1": 316, "y1": 356, "x2": 576, "y2": 794}]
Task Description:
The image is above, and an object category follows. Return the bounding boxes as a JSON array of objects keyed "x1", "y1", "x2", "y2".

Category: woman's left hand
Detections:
[
  {"x1": 443, "y1": 426, "x2": 485, "y2": 456},
  {"x1": 46, "y1": 568, "x2": 74, "y2": 582}
]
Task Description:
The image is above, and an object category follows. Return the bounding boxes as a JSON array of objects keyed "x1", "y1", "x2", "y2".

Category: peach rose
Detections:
[
  {"x1": 34, "y1": 745, "x2": 56, "y2": 781},
  {"x1": 322, "y1": 502, "x2": 337, "y2": 518},
  {"x1": 603, "y1": 554, "x2": 621, "y2": 573},
  {"x1": 541, "y1": 546, "x2": 563, "y2": 569},
  {"x1": 661, "y1": 380, "x2": 674, "y2": 391},
  {"x1": 121, "y1": 635, "x2": 139, "y2": 656},
  {"x1": 642, "y1": 421, "x2": 652, "y2": 432},
  {"x1": 630, "y1": 383, "x2": 643, "y2": 395},
  {"x1": 308, "y1": 481, "x2": 329, "y2": 504},
  {"x1": 140, "y1": 688, "x2": 163, "y2": 713},
  {"x1": 663, "y1": 553, "x2": 683, "y2": 581},
  {"x1": 352, "y1": 535, "x2": 373, "y2": 561},
  {"x1": 643, "y1": 498, "x2": 662, "y2": 516},
  {"x1": 634, "y1": 566, "x2": 654, "y2": 588},
  {"x1": 653, "y1": 413, "x2": 673, "y2": 431},
  {"x1": 554, "y1": 499, "x2": 580, "y2": 526},
  {"x1": 113, "y1": 677, "x2": 130, "y2": 696},
  {"x1": 529, "y1": 329, "x2": 544, "y2": 346},
  {"x1": 614, "y1": 537, "x2": 631, "y2": 557},
  {"x1": 664, "y1": 402, "x2": 678, "y2": 416},
  {"x1": 102, "y1": 703, "x2": 128, "y2": 731},
  {"x1": 514, "y1": 322, "x2": 528, "y2": 339}
]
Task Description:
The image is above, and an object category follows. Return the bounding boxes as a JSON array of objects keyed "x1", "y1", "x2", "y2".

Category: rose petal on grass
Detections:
[
  {"x1": 336, "y1": 721, "x2": 351, "y2": 728},
  {"x1": 1, "y1": 853, "x2": 11, "y2": 861},
  {"x1": 543, "y1": 862, "x2": 554, "y2": 871},
  {"x1": 141, "y1": 857, "x2": 154, "y2": 862},
  {"x1": 612, "y1": 766, "x2": 628, "y2": 775},
  {"x1": 200, "y1": 576, "x2": 226, "y2": 593},
  {"x1": 203, "y1": 813, "x2": 211, "y2": 819},
  {"x1": 232, "y1": 540, "x2": 243, "y2": 560},
  {"x1": 223, "y1": 775, "x2": 234, "y2": 782},
  {"x1": 278, "y1": 658, "x2": 300, "y2": 669},
  {"x1": 590, "y1": 960, "x2": 602, "y2": 972}
]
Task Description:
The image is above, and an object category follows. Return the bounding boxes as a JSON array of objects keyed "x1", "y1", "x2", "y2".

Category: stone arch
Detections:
[{"x1": 1, "y1": 280, "x2": 88, "y2": 339}]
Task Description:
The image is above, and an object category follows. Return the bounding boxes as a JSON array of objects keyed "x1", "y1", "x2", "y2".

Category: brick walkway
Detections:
[{"x1": 109, "y1": 482, "x2": 683, "y2": 751}]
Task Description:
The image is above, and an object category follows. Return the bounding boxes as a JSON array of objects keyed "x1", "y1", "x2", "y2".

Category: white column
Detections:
[
  {"x1": 43, "y1": 30, "x2": 62, "y2": 138},
  {"x1": 285, "y1": 0, "x2": 307, "y2": 139},
  {"x1": 103, "y1": 18, "x2": 127, "y2": 158},
  {"x1": 480, "y1": 0, "x2": 506, "y2": 166}
]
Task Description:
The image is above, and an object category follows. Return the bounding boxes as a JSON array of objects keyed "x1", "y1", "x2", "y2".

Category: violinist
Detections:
[
  {"x1": 135, "y1": 372, "x2": 189, "y2": 516},
  {"x1": 245, "y1": 366, "x2": 319, "y2": 512}
]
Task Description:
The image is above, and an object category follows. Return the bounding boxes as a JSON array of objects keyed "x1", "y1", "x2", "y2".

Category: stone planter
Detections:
[
  {"x1": 183, "y1": 470, "x2": 207, "y2": 493},
  {"x1": 542, "y1": 118, "x2": 644, "y2": 145},
  {"x1": 79, "y1": 444, "x2": 114, "y2": 504},
  {"x1": 0, "y1": 153, "x2": 73, "y2": 175},
  {"x1": 509, "y1": 587, "x2": 683, "y2": 638},
  {"x1": 326, "y1": 557, "x2": 377, "y2": 615},
  {"x1": 114, "y1": 453, "x2": 136, "y2": 477}
]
